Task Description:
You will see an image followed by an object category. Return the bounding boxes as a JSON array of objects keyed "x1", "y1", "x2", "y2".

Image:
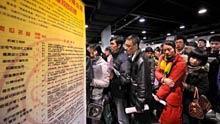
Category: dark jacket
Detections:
[
  {"x1": 110, "y1": 48, "x2": 131, "y2": 98},
  {"x1": 129, "y1": 49, "x2": 152, "y2": 112},
  {"x1": 184, "y1": 66, "x2": 209, "y2": 97},
  {"x1": 86, "y1": 56, "x2": 93, "y2": 104},
  {"x1": 208, "y1": 55, "x2": 220, "y2": 112},
  {"x1": 183, "y1": 66, "x2": 209, "y2": 114}
]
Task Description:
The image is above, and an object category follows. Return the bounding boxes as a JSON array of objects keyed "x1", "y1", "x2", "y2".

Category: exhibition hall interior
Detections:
[
  {"x1": 84, "y1": 0, "x2": 220, "y2": 44},
  {"x1": 0, "y1": 0, "x2": 220, "y2": 124}
]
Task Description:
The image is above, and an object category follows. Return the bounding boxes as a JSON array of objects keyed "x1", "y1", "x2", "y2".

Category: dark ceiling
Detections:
[{"x1": 83, "y1": 0, "x2": 220, "y2": 44}]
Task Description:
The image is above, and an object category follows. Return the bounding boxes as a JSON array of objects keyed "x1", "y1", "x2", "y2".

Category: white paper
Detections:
[
  {"x1": 152, "y1": 93, "x2": 166, "y2": 106},
  {"x1": 125, "y1": 104, "x2": 149, "y2": 114}
]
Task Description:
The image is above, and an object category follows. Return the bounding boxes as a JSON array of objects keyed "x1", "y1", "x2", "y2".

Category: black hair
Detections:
[
  {"x1": 175, "y1": 35, "x2": 187, "y2": 44},
  {"x1": 86, "y1": 49, "x2": 90, "y2": 56},
  {"x1": 198, "y1": 39, "x2": 207, "y2": 44},
  {"x1": 154, "y1": 47, "x2": 161, "y2": 52},
  {"x1": 209, "y1": 35, "x2": 220, "y2": 42},
  {"x1": 187, "y1": 41, "x2": 198, "y2": 48},
  {"x1": 110, "y1": 36, "x2": 124, "y2": 46},
  {"x1": 90, "y1": 44, "x2": 102, "y2": 56},
  {"x1": 105, "y1": 46, "x2": 111, "y2": 51},
  {"x1": 188, "y1": 48, "x2": 208, "y2": 66},
  {"x1": 145, "y1": 47, "x2": 153, "y2": 52},
  {"x1": 126, "y1": 35, "x2": 140, "y2": 47},
  {"x1": 163, "y1": 40, "x2": 176, "y2": 49}
]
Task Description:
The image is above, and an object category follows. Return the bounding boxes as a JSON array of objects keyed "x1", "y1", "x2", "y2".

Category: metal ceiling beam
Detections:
[
  {"x1": 112, "y1": 16, "x2": 140, "y2": 33},
  {"x1": 111, "y1": 0, "x2": 147, "y2": 32},
  {"x1": 130, "y1": 12, "x2": 183, "y2": 24}
]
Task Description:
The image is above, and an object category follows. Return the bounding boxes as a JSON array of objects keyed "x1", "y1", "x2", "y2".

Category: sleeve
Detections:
[
  {"x1": 86, "y1": 56, "x2": 93, "y2": 85},
  {"x1": 136, "y1": 56, "x2": 151, "y2": 111},
  {"x1": 92, "y1": 63, "x2": 110, "y2": 88},
  {"x1": 155, "y1": 64, "x2": 165, "y2": 83},
  {"x1": 186, "y1": 72, "x2": 209, "y2": 95},
  {"x1": 119, "y1": 59, "x2": 131, "y2": 85},
  {"x1": 156, "y1": 62, "x2": 187, "y2": 99},
  {"x1": 217, "y1": 66, "x2": 220, "y2": 92}
]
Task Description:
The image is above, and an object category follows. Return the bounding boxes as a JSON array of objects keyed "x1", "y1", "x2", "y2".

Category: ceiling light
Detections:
[
  {"x1": 179, "y1": 25, "x2": 185, "y2": 29},
  {"x1": 194, "y1": 36, "x2": 198, "y2": 38},
  {"x1": 139, "y1": 18, "x2": 145, "y2": 23},
  {"x1": 85, "y1": 25, "x2": 88, "y2": 28},
  {"x1": 142, "y1": 30, "x2": 146, "y2": 34},
  {"x1": 111, "y1": 35, "x2": 114, "y2": 37},
  {"x1": 143, "y1": 37, "x2": 146, "y2": 40},
  {"x1": 167, "y1": 33, "x2": 171, "y2": 36},
  {"x1": 210, "y1": 31, "x2": 215, "y2": 34},
  {"x1": 198, "y1": 8, "x2": 207, "y2": 14}
]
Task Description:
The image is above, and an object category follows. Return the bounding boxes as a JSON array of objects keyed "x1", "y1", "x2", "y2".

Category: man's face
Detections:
[
  {"x1": 110, "y1": 40, "x2": 120, "y2": 53},
  {"x1": 154, "y1": 51, "x2": 161, "y2": 59},
  {"x1": 125, "y1": 39, "x2": 137, "y2": 55},
  {"x1": 145, "y1": 52, "x2": 153, "y2": 58},
  {"x1": 210, "y1": 41, "x2": 220, "y2": 52},
  {"x1": 198, "y1": 41, "x2": 206, "y2": 48},
  {"x1": 175, "y1": 39, "x2": 185, "y2": 51},
  {"x1": 163, "y1": 44, "x2": 175, "y2": 58}
]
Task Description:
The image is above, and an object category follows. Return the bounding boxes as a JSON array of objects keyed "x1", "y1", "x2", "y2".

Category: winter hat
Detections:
[{"x1": 188, "y1": 48, "x2": 208, "y2": 66}]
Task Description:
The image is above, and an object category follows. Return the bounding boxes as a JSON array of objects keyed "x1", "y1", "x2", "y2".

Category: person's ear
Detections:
[{"x1": 117, "y1": 44, "x2": 121, "y2": 49}]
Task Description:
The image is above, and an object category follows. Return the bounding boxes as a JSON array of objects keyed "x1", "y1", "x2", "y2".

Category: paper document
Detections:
[
  {"x1": 112, "y1": 67, "x2": 120, "y2": 77},
  {"x1": 152, "y1": 93, "x2": 166, "y2": 106},
  {"x1": 125, "y1": 104, "x2": 149, "y2": 114}
]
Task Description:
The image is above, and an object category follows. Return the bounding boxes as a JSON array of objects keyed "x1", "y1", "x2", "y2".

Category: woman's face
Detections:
[
  {"x1": 189, "y1": 57, "x2": 201, "y2": 66},
  {"x1": 163, "y1": 44, "x2": 175, "y2": 58}
]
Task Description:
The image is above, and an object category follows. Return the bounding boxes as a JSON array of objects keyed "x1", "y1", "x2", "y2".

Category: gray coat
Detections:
[{"x1": 90, "y1": 56, "x2": 110, "y2": 100}]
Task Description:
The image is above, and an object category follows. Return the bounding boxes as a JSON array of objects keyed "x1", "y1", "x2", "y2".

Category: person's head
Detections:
[
  {"x1": 197, "y1": 39, "x2": 206, "y2": 48},
  {"x1": 104, "y1": 46, "x2": 111, "y2": 56},
  {"x1": 125, "y1": 35, "x2": 140, "y2": 55},
  {"x1": 90, "y1": 44, "x2": 102, "y2": 58},
  {"x1": 175, "y1": 35, "x2": 187, "y2": 52},
  {"x1": 185, "y1": 41, "x2": 198, "y2": 54},
  {"x1": 188, "y1": 48, "x2": 208, "y2": 66},
  {"x1": 162, "y1": 41, "x2": 176, "y2": 59},
  {"x1": 154, "y1": 47, "x2": 161, "y2": 59},
  {"x1": 209, "y1": 35, "x2": 220, "y2": 52},
  {"x1": 110, "y1": 36, "x2": 124, "y2": 53},
  {"x1": 145, "y1": 47, "x2": 154, "y2": 58}
]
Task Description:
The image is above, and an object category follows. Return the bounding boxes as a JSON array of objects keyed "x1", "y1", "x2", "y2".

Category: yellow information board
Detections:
[{"x1": 0, "y1": 0, "x2": 86, "y2": 123}]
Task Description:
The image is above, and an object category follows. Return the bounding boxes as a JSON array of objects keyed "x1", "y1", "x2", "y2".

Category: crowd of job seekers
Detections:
[{"x1": 86, "y1": 34, "x2": 220, "y2": 124}]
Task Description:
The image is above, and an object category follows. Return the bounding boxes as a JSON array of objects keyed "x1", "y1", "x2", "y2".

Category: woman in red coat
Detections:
[{"x1": 154, "y1": 41, "x2": 187, "y2": 124}]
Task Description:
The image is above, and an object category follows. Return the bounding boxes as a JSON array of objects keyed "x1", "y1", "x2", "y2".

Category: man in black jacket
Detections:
[
  {"x1": 109, "y1": 36, "x2": 131, "y2": 124},
  {"x1": 125, "y1": 35, "x2": 152, "y2": 124}
]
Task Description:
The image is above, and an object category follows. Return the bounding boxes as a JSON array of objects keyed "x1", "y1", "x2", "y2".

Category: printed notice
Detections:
[{"x1": 0, "y1": 0, "x2": 86, "y2": 124}]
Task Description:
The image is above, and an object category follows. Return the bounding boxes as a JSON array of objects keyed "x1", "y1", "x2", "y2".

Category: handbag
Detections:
[
  {"x1": 188, "y1": 87, "x2": 204, "y2": 119},
  {"x1": 87, "y1": 102, "x2": 104, "y2": 120},
  {"x1": 199, "y1": 95, "x2": 212, "y2": 113}
]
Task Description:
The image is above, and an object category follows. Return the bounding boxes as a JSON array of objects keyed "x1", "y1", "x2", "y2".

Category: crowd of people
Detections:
[{"x1": 86, "y1": 34, "x2": 220, "y2": 124}]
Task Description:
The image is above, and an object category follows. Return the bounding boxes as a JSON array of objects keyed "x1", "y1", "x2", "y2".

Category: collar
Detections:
[{"x1": 131, "y1": 49, "x2": 141, "y2": 62}]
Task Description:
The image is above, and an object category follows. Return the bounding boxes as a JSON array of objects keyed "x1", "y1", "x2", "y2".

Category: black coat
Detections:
[
  {"x1": 183, "y1": 67, "x2": 209, "y2": 113},
  {"x1": 129, "y1": 49, "x2": 152, "y2": 112},
  {"x1": 110, "y1": 48, "x2": 131, "y2": 98}
]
